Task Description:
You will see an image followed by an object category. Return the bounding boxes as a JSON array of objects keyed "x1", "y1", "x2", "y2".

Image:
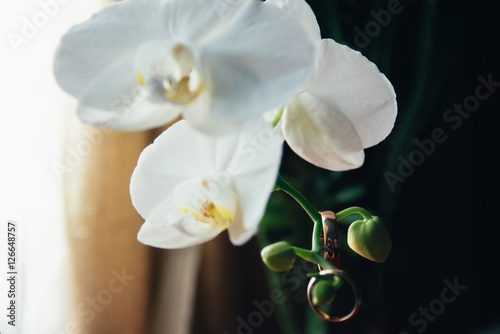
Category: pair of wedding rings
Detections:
[{"x1": 306, "y1": 211, "x2": 362, "y2": 322}]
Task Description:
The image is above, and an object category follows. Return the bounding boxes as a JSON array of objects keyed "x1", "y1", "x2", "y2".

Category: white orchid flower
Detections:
[
  {"x1": 129, "y1": 119, "x2": 283, "y2": 248},
  {"x1": 53, "y1": 0, "x2": 316, "y2": 133},
  {"x1": 267, "y1": 0, "x2": 398, "y2": 171}
]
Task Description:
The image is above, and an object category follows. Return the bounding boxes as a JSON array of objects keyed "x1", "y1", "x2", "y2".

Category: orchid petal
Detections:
[
  {"x1": 265, "y1": 0, "x2": 321, "y2": 43},
  {"x1": 168, "y1": 0, "x2": 248, "y2": 44},
  {"x1": 228, "y1": 223, "x2": 258, "y2": 246},
  {"x1": 306, "y1": 39, "x2": 397, "y2": 148},
  {"x1": 54, "y1": 0, "x2": 170, "y2": 102},
  {"x1": 138, "y1": 221, "x2": 215, "y2": 249},
  {"x1": 137, "y1": 199, "x2": 217, "y2": 249},
  {"x1": 282, "y1": 92, "x2": 365, "y2": 171},
  {"x1": 230, "y1": 120, "x2": 284, "y2": 231},
  {"x1": 199, "y1": 0, "x2": 316, "y2": 127},
  {"x1": 77, "y1": 101, "x2": 181, "y2": 131},
  {"x1": 130, "y1": 121, "x2": 210, "y2": 218}
]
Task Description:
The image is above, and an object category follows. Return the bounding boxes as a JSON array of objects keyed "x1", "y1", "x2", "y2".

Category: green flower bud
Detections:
[
  {"x1": 312, "y1": 280, "x2": 336, "y2": 306},
  {"x1": 347, "y1": 216, "x2": 392, "y2": 263},
  {"x1": 261, "y1": 241, "x2": 296, "y2": 272}
]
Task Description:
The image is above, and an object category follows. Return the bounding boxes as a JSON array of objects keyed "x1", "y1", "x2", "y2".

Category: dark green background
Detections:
[
  {"x1": 260, "y1": 0, "x2": 499, "y2": 333},
  {"x1": 193, "y1": 0, "x2": 499, "y2": 333}
]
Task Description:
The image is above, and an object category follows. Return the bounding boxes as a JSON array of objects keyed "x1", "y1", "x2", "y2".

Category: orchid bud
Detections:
[
  {"x1": 261, "y1": 241, "x2": 296, "y2": 272},
  {"x1": 347, "y1": 216, "x2": 392, "y2": 263},
  {"x1": 311, "y1": 280, "x2": 336, "y2": 306}
]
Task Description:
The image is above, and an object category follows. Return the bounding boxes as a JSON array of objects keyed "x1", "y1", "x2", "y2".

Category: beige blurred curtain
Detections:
[
  {"x1": 63, "y1": 117, "x2": 204, "y2": 334},
  {"x1": 64, "y1": 121, "x2": 155, "y2": 334}
]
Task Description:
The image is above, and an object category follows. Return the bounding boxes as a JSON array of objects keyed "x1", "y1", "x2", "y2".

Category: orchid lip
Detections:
[
  {"x1": 174, "y1": 176, "x2": 239, "y2": 235},
  {"x1": 178, "y1": 200, "x2": 234, "y2": 231}
]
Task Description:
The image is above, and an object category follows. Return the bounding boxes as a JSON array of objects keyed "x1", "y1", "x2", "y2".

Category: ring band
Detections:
[
  {"x1": 307, "y1": 269, "x2": 362, "y2": 322},
  {"x1": 319, "y1": 211, "x2": 340, "y2": 269}
]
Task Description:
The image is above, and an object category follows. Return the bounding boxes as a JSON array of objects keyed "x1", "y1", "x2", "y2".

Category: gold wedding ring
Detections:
[
  {"x1": 307, "y1": 269, "x2": 362, "y2": 322},
  {"x1": 319, "y1": 211, "x2": 340, "y2": 269}
]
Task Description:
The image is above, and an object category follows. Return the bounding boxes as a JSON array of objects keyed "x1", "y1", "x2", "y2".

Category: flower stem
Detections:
[
  {"x1": 292, "y1": 247, "x2": 334, "y2": 270},
  {"x1": 275, "y1": 175, "x2": 323, "y2": 252},
  {"x1": 293, "y1": 247, "x2": 343, "y2": 293},
  {"x1": 335, "y1": 206, "x2": 373, "y2": 222},
  {"x1": 275, "y1": 176, "x2": 322, "y2": 226},
  {"x1": 311, "y1": 216, "x2": 323, "y2": 253}
]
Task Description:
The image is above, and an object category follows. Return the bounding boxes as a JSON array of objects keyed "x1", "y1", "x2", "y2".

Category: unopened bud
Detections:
[
  {"x1": 312, "y1": 280, "x2": 336, "y2": 306},
  {"x1": 347, "y1": 216, "x2": 392, "y2": 263},
  {"x1": 261, "y1": 241, "x2": 296, "y2": 272}
]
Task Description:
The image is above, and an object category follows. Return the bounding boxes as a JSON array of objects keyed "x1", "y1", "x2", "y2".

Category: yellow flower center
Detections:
[
  {"x1": 135, "y1": 43, "x2": 203, "y2": 104},
  {"x1": 179, "y1": 200, "x2": 233, "y2": 231},
  {"x1": 162, "y1": 73, "x2": 203, "y2": 105}
]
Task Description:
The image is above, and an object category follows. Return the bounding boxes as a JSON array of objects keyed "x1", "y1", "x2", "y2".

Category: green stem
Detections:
[
  {"x1": 275, "y1": 176, "x2": 322, "y2": 252},
  {"x1": 335, "y1": 206, "x2": 373, "y2": 222},
  {"x1": 275, "y1": 176, "x2": 322, "y2": 226},
  {"x1": 311, "y1": 217, "x2": 323, "y2": 253},
  {"x1": 293, "y1": 248, "x2": 343, "y2": 292},
  {"x1": 292, "y1": 247, "x2": 335, "y2": 271}
]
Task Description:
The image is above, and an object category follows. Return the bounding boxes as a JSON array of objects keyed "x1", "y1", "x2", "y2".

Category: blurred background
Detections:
[
  {"x1": 255, "y1": 0, "x2": 500, "y2": 333},
  {"x1": 0, "y1": 0, "x2": 498, "y2": 333}
]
